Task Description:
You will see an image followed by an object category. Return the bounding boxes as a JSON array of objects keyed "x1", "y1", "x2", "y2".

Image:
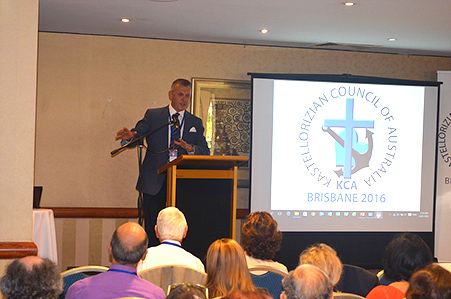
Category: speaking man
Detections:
[{"x1": 115, "y1": 79, "x2": 210, "y2": 246}]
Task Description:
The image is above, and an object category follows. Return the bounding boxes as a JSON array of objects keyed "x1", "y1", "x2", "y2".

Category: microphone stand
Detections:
[{"x1": 110, "y1": 120, "x2": 174, "y2": 226}]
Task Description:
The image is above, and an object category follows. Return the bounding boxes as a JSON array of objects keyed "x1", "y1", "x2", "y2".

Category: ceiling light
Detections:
[
  {"x1": 261, "y1": 29, "x2": 269, "y2": 34},
  {"x1": 344, "y1": 2, "x2": 355, "y2": 6},
  {"x1": 388, "y1": 38, "x2": 397, "y2": 41},
  {"x1": 121, "y1": 18, "x2": 130, "y2": 23}
]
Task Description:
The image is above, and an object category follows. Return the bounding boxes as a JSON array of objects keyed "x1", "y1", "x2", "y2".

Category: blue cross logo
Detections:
[{"x1": 324, "y1": 98, "x2": 374, "y2": 179}]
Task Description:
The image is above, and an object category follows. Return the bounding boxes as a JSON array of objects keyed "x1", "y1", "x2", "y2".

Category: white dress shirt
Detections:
[{"x1": 137, "y1": 240, "x2": 205, "y2": 273}]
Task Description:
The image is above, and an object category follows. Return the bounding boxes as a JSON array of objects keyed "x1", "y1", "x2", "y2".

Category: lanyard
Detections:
[
  {"x1": 161, "y1": 241, "x2": 183, "y2": 249},
  {"x1": 107, "y1": 268, "x2": 138, "y2": 276}
]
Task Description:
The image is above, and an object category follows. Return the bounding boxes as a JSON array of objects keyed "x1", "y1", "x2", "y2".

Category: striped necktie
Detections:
[{"x1": 170, "y1": 113, "x2": 180, "y2": 148}]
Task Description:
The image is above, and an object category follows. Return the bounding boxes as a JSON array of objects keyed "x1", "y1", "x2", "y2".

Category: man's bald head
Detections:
[
  {"x1": 282, "y1": 264, "x2": 333, "y2": 299},
  {"x1": 110, "y1": 222, "x2": 148, "y2": 266},
  {"x1": 19, "y1": 255, "x2": 44, "y2": 270}
]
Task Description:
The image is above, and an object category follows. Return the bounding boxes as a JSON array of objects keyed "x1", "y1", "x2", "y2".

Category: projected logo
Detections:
[
  {"x1": 323, "y1": 98, "x2": 374, "y2": 179},
  {"x1": 296, "y1": 84, "x2": 398, "y2": 189}
]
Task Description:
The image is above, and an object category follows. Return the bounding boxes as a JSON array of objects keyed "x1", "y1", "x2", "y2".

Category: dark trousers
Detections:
[{"x1": 143, "y1": 182, "x2": 167, "y2": 247}]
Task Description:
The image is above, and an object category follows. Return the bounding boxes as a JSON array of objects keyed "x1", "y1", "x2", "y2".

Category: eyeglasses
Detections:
[
  {"x1": 167, "y1": 283, "x2": 209, "y2": 298},
  {"x1": 282, "y1": 286, "x2": 299, "y2": 299}
]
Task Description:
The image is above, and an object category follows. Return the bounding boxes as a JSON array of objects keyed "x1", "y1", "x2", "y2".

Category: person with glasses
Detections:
[{"x1": 281, "y1": 264, "x2": 333, "y2": 299}]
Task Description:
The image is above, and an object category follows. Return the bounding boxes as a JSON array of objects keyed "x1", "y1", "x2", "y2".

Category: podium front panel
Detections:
[{"x1": 176, "y1": 178, "x2": 232, "y2": 262}]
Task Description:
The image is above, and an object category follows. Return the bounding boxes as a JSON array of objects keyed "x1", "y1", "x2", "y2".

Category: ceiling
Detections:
[{"x1": 39, "y1": 0, "x2": 451, "y2": 57}]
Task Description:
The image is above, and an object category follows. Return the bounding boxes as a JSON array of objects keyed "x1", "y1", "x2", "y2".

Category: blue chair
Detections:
[
  {"x1": 249, "y1": 265, "x2": 287, "y2": 299},
  {"x1": 60, "y1": 265, "x2": 109, "y2": 298}
]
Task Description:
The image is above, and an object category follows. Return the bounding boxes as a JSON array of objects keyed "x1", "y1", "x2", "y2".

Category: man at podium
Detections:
[{"x1": 115, "y1": 78, "x2": 210, "y2": 246}]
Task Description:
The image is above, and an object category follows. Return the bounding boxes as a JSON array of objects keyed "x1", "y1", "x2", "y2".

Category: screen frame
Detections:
[{"x1": 248, "y1": 73, "x2": 441, "y2": 268}]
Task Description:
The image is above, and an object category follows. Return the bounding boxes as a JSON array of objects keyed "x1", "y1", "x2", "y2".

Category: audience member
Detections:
[
  {"x1": 137, "y1": 207, "x2": 205, "y2": 272},
  {"x1": 406, "y1": 263, "x2": 451, "y2": 299},
  {"x1": 299, "y1": 243, "x2": 343, "y2": 288},
  {"x1": 281, "y1": 264, "x2": 333, "y2": 299},
  {"x1": 206, "y1": 238, "x2": 257, "y2": 298},
  {"x1": 167, "y1": 283, "x2": 208, "y2": 299},
  {"x1": 366, "y1": 233, "x2": 433, "y2": 299},
  {"x1": 223, "y1": 289, "x2": 272, "y2": 299},
  {"x1": 241, "y1": 211, "x2": 288, "y2": 273},
  {"x1": 0, "y1": 256, "x2": 63, "y2": 299},
  {"x1": 66, "y1": 222, "x2": 165, "y2": 299}
]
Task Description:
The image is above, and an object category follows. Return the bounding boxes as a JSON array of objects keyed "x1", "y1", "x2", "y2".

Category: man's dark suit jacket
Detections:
[{"x1": 131, "y1": 105, "x2": 210, "y2": 195}]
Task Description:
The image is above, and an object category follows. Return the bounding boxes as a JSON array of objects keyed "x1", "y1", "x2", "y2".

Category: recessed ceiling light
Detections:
[
  {"x1": 388, "y1": 38, "x2": 397, "y2": 41},
  {"x1": 261, "y1": 29, "x2": 269, "y2": 34},
  {"x1": 344, "y1": 2, "x2": 355, "y2": 6},
  {"x1": 121, "y1": 18, "x2": 130, "y2": 23}
]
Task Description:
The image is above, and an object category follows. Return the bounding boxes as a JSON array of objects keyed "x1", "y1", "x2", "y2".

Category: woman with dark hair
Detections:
[
  {"x1": 206, "y1": 238, "x2": 257, "y2": 298},
  {"x1": 241, "y1": 211, "x2": 288, "y2": 273},
  {"x1": 366, "y1": 233, "x2": 433, "y2": 299},
  {"x1": 406, "y1": 263, "x2": 451, "y2": 299}
]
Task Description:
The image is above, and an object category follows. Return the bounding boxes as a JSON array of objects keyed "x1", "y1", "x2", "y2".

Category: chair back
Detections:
[
  {"x1": 249, "y1": 265, "x2": 287, "y2": 299},
  {"x1": 376, "y1": 269, "x2": 395, "y2": 286},
  {"x1": 437, "y1": 262, "x2": 451, "y2": 272},
  {"x1": 335, "y1": 264, "x2": 379, "y2": 297},
  {"x1": 60, "y1": 265, "x2": 109, "y2": 298},
  {"x1": 333, "y1": 293, "x2": 365, "y2": 299},
  {"x1": 138, "y1": 264, "x2": 207, "y2": 293}
]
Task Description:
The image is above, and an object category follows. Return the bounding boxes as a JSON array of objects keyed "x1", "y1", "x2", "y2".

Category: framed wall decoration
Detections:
[{"x1": 191, "y1": 78, "x2": 251, "y2": 184}]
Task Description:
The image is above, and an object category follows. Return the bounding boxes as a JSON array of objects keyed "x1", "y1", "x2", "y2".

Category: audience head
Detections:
[
  {"x1": 155, "y1": 207, "x2": 188, "y2": 243},
  {"x1": 167, "y1": 284, "x2": 207, "y2": 299},
  {"x1": 406, "y1": 263, "x2": 451, "y2": 299},
  {"x1": 382, "y1": 233, "x2": 433, "y2": 282},
  {"x1": 282, "y1": 264, "x2": 333, "y2": 299},
  {"x1": 206, "y1": 238, "x2": 256, "y2": 298},
  {"x1": 299, "y1": 243, "x2": 343, "y2": 287},
  {"x1": 0, "y1": 256, "x2": 63, "y2": 299},
  {"x1": 109, "y1": 222, "x2": 148, "y2": 266},
  {"x1": 224, "y1": 289, "x2": 272, "y2": 299},
  {"x1": 241, "y1": 211, "x2": 282, "y2": 260}
]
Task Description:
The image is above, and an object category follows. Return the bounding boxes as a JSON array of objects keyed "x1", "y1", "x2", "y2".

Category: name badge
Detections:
[{"x1": 169, "y1": 149, "x2": 177, "y2": 162}]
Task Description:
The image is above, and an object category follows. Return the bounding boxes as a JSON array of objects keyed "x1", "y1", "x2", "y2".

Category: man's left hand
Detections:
[{"x1": 174, "y1": 139, "x2": 195, "y2": 152}]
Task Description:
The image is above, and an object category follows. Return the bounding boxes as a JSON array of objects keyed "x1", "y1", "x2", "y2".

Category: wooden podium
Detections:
[{"x1": 158, "y1": 155, "x2": 248, "y2": 260}]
